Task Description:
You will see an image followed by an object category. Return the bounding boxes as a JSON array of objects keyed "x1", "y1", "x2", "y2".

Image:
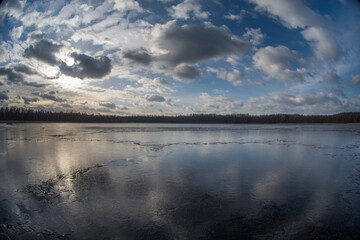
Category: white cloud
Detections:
[
  {"x1": 243, "y1": 27, "x2": 266, "y2": 46},
  {"x1": 301, "y1": 27, "x2": 342, "y2": 61},
  {"x1": 111, "y1": 0, "x2": 143, "y2": 12},
  {"x1": 168, "y1": 0, "x2": 210, "y2": 20},
  {"x1": 207, "y1": 67, "x2": 243, "y2": 86},
  {"x1": 253, "y1": 45, "x2": 308, "y2": 83},
  {"x1": 249, "y1": 0, "x2": 342, "y2": 61}
]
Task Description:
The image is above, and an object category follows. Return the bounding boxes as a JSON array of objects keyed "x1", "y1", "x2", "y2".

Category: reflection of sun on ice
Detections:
[{"x1": 55, "y1": 74, "x2": 83, "y2": 90}]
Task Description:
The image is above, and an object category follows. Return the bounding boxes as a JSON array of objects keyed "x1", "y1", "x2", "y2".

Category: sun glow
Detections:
[{"x1": 55, "y1": 74, "x2": 83, "y2": 90}]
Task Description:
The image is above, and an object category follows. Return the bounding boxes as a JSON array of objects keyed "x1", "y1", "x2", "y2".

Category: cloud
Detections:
[
  {"x1": 0, "y1": 92, "x2": 9, "y2": 100},
  {"x1": 154, "y1": 77, "x2": 169, "y2": 85},
  {"x1": 0, "y1": 67, "x2": 24, "y2": 85},
  {"x1": 249, "y1": 0, "x2": 342, "y2": 61},
  {"x1": 0, "y1": 67, "x2": 46, "y2": 87},
  {"x1": 173, "y1": 64, "x2": 200, "y2": 80},
  {"x1": 111, "y1": 0, "x2": 143, "y2": 12},
  {"x1": 168, "y1": 0, "x2": 210, "y2": 20},
  {"x1": 23, "y1": 39, "x2": 62, "y2": 66},
  {"x1": 22, "y1": 96, "x2": 39, "y2": 104},
  {"x1": 301, "y1": 27, "x2": 342, "y2": 61},
  {"x1": 145, "y1": 94, "x2": 166, "y2": 102},
  {"x1": 59, "y1": 52, "x2": 111, "y2": 79},
  {"x1": 207, "y1": 67, "x2": 243, "y2": 86},
  {"x1": 323, "y1": 72, "x2": 340, "y2": 84},
  {"x1": 271, "y1": 92, "x2": 341, "y2": 106},
  {"x1": 13, "y1": 63, "x2": 38, "y2": 75},
  {"x1": 33, "y1": 92, "x2": 66, "y2": 102},
  {"x1": 353, "y1": 74, "x2": 360, "y2": 85},
  {"x1": 153, "y1": 21, "x2": 249, "y2": 66},
  {"x1": 99, "y1": 102, "x2": 116, "y2": 109},
  {"x1": 243, "y1": 27, "x2": 266, "y2": 46},
  {"x1": 123, "y1": 48, "x2": 152, "y2": 66},
  {"x1": 253, "y1": 45, "x2": 308, "y2": 83}
]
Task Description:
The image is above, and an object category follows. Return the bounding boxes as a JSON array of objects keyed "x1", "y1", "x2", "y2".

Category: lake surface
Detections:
[{"x1": 0, "y1": 123, "x2": 360, "y2": 239}]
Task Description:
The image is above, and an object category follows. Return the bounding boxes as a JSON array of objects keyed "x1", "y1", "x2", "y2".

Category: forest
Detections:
[{"x1": 0, "y1": 107, "x2": 360, "y2": 124}]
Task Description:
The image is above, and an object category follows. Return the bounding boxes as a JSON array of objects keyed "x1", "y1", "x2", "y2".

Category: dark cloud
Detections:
[
  {"x1": 13, "y1": 63, "x2": 38, "y2": 75},
  {"x1": 123, "y1": 48, "x2": 152, "y2": 66},
  {"x1": 99, "y1": 102, "x2": 116, "y2": 109},
  {"x1": 173, "y1": 64, "x2": 200, "y2": 80},
  {"x1": 0, "y1": 92, "x2": 9, "y2": 100},
  {"x1": 155, "y1": 22, "x2": 249, "y2": 66},
  {"x1": 23, "y1": 39, "x2": 62, "y2": 66},
  {"x1": 61, "y1": 103, "x2": 72, "y2": 108},
  {"x1": 0, "y1": 67, "x2": 23, "y2": 84},
  {"x1": 59, "y1": 53, "x2": 111, "y2": 79},
  {"x1": 22, "y1": 96, "x2": 39, "y2": 104},
  {"x1": 0, "y1": 67, "x2": 47, "y2": 88},
  {"x1": 34, "y1": 92, "x2": 66, "y2": 102},
  {"x1": 145, "y1": 94, "x2": 166, "y2": 102}
]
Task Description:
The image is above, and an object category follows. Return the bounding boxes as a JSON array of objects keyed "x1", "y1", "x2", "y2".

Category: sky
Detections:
[{"x1": 0, "y1": 0, "x2": 359, "y2": 115}]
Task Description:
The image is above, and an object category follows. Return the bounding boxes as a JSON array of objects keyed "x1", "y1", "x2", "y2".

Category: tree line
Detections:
[{"x1": 0, "y1": 107, "x2": 360, "y2": 124}]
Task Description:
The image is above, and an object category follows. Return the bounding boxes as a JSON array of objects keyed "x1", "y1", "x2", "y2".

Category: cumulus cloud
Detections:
[
  {"x1": 59, "y1": 53, "x2": 111, "y2": 79},
  {"x1": 23, "y1": 39, "x2": 62, "y2": 66},
  {"x1": 173, "y1": 64, "x2": 200, "y2": 80},
  {"x1": 0, "y1": 67, "x2": 45, "y2": 87},
  {"x1": 168, "y1": 0, "x2": 210, "y2": 20},
  {"x1": 207, "y1": 67, "x2": 243, "y2": 86},
  {"x1": 112, "y1": 0, "x2": 143, "y2": 12},
  {"x1": 253, "y1": 45, "x2": 308, "y2": 83},
  {"x1": 153, "y1": 21, "x2": 249, "y2": 67},
  {"x1": 123, "y1": 48, "x2": 152, "y2": 66},
  {"x1": 145, "y1": 94, "x2": 166, "y2": 102},
  {"x1": 99, "y1": 102, "x2": 116, "y2": 109},
  {"x1": 154, "y1": 77, "x2": 169, "y2": 85},
  {"x1": 243, "y1": 27, "x2": 266, "y2": 46},
  {"x1": 353, "y1": 74, "x2": 360, "y2": 85},
  {"x1": 249, "y1": 0, "x2": 342, "y2": 61}
]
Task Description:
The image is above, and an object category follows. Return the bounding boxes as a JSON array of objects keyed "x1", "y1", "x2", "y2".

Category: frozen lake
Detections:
[{"x1": 1, "y1": 123, "x2": 360, "y2": 239}]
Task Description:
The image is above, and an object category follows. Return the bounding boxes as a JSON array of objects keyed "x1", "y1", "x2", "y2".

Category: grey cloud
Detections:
[
  {"x1": 0, "y1": 92, "x2": 9, "y2": 100},
  {"x1": 99, "y1": 102, "x2": 116, "y2": 109},
  {"x1": 323, "y1": 72, "x2": 340, "y2": 84},
  {"x1": 22, "y1": 96, "x2": 39, "y2": 104},
  {"x1": 146, "y1": 94, "x2": 166, "y2": 102},
  {"x1": 155, "y1": 22, "x2": 249, "y2": 66},
  {"x1": 173, "y1": 64, "x2": 200, "y2": 80},
  {"x1": 59, "y1": 53, "x2": 111, "y2": 79},
  {"x1": 23, "y1": 39, "x2": 62, "y2": 66},
  {"x1": 0, "y1": 67, "x2": 24, "y2": 85},
  {"x1": 30, "y1": 32, "x2": 45, "y2": 40},
  {"x1": 5, "y1": 0, "x2": 23, "y2": 10},
  {"x1": 272, "y1": 92, "x2": 341, "y2": 106},
  {"x1": 13, "y1": 63, "x2": 38, "y2": 75},
  {"x1": 352, "y1": 74, "x2": 360, "y2": 85},
  {"x1": 0, "y1": 67, "x2": 47, "y2": 88},
  {"x1": 154, "y1": 77, "x2": 169, "y2": 85},
  {"x1": 123, "y1": 48, "x2": 152, "y2": 66},
  {"x1": 326, "y1": 87, "x2": 346, "y2": 98},
  {"x1": 35, "y1": 92, "x2": 66, "y2": 102},
  {"x1": 61, "y1": 104, "x2": 73, "y2": 108}
]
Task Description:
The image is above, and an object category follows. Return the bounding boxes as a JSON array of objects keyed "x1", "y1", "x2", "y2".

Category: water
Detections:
[{"x1": 0, "y1": 123, "x2": 360, "y2": 239}]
